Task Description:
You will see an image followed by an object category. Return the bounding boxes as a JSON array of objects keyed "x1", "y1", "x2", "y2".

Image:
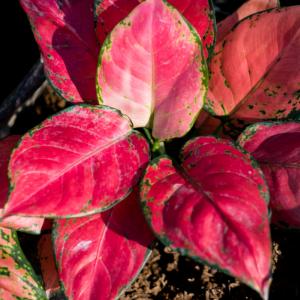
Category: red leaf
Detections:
[
  {"x1": 95, "y1": 0, "x2": 216, "y2": 63},
  {"x1": 52, "y1": 186, "x2": 155, "y2": 300},
  {"x1": 194, "y1": 110, "x2": 233, "y2": 140},
  {"x1": 96, "y1": 0, "x2": 208, "y2": 141},
  {"x1": 140, "y1": 136, "x2": 272, "y2": 298},
  {"x1": 3, "y1": 105, "x2": 150, "y2": 218},
  {"x1": 0, "y1": 227, "x2": 47, "y2": 299},
  {"x1": 19, "y1": 0, "x2": 99, "y2": 103},
  {"x1": 41, "y1": 219, "x2": 53, "y2": 231},
  {"x1": 216, "y1": 0, "x2": 279, "y2": 43},
  {"x1": 0, "y1": 136, "x2": 44, "y2": 234},
  {"x1": 237, "y1": 121, "x2": 300, "y2": 230},
  {"x1": 206, "y1": 7, "x2": 300, "y2": 139},
  {"x1": 37, "y1": 234, "x2": 60, "y2": 297}
]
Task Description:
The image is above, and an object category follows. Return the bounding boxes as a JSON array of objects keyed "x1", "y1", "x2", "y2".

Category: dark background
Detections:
[{"x1": 1, "y1": 0, "x2": 300, "y2": 103}]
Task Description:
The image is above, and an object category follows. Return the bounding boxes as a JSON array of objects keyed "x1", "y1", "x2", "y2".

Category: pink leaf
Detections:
[
  {"x1": 216, "y1": 0, "x2": 279, "y2": 43},
  {"x1": 19, "y1": 0, "x2": 99, "y2": 103},
  {"x1": 52, "y1": 186, "x2": 156, "y2": 300},
  {"x1": 96, "y1": 0, "x2": 208, "y2": 141},
  {"x1": 140, "y1": 136, "x2": 272, "y2": 298},
  {"x1": 206, "y1": 6, "x2": 300, "y2": 139},
  {"x1": 0, "y1": 136, "x2": 44, "y2": 234},
  {"x1": 37, "y1": 234, "x2": 60, "y2": 297},
  {"x1": 0, "y1": 227, "x2": 47, "y2": 299},
  {"x1": 3, "y1": 105, "x2": 150, "y2": 218},
  {"x1": 95, "y1": 0, "x2": 216, "y2": 63},
  {"x1": 237, "y1": 121, "x2": 300, "y2": 230}
]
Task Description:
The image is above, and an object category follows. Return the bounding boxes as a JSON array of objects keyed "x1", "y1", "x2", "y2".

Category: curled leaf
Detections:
[
  {"x1": 20, "y1": 0, "x2": 99, "y2": 103},
  {"x1": 237, "y1": 120, "x2": 300, "y2": 230},
  {"x1": 140, "y1": 136, "x2": 272, "y2": 298}
]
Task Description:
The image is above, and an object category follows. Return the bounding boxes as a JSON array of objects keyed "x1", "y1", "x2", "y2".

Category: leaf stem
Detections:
[
  {"x1": 142, "y1": 127, "x2": 153, "y2": 142},
  {"x1": 158, "y1": 141, "x2": 166, "y2": 155},
  {"x1": 213, "y1": 122, "x2": 223, "y2": 136},
  {"x1": 142, "y1": 128, "x2": 166, "y2": 156},
  {"x1": 152, "y1": 139, "x2": 160, "y2": 152}
]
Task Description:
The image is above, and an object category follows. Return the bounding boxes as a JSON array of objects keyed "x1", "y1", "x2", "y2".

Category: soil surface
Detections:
[{"x1": 13, "y1": 86, "x2": 300, "y2": 300}]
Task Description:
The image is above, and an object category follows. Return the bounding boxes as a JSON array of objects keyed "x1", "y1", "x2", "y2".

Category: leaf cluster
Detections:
[{"x1": 0, "y1": 1, "x2": 299, "y2": 300}]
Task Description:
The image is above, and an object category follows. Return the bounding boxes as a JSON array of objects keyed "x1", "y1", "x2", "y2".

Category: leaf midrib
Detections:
[
  {"x1": 227, "y1": 14, "x2": 300, "y2": 117},
  {"x1": 175, "y1": 162, "x2": 261, "y2": 276},
  {"x1": 90, "y1": 209, "x2": 114, "y2": 299},
  {"x1": 6, "y1": 132, "x2": 131, "y2": 213}
]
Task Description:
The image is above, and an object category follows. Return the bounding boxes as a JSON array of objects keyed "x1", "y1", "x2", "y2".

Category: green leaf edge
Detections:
[
  {"x1": 4, "y1": 104, "x2": 151, "y2": 219},
  {"x1": 51, "y1": 216, "x2": 155, "y2": 300},
  {"x1": 0, "y1": 221, "x2": 42, "y2": 236},
  {"x1": 204, "y1": 6, "x2": 299, "y2": 128},
  {"x1": 237, "y1": 119, "x2": 300, "y2": 232},
  {"x1": 95, "y1": 0, "x2": 209, "y2": 143},
  {"x1": 205, "y1": 0, "x2": 217, "y2": 66},
  {"x1": 139, "y1": 136, "x2": 273, "y2": 298},
  {"x1": 0, "y1": 227, "x2": 47, "y2": 299}
]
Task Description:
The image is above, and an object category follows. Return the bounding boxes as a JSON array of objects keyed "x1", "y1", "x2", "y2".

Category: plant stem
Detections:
[
  {"x1": 142, "y1": 128, "x2": 166, "y2": 156},
  {"x1": 158, "y1": 141, "x2": 166, "y2": 155},
  {"x1": 213, "y1": 122, "x2": 223, "y2": 136},
  {"x1": 142, "y1": 127, "x2": 153, "y2": 142},
  {"x1": 152, "y1": 139, "x2": 160, "y2": 152}
]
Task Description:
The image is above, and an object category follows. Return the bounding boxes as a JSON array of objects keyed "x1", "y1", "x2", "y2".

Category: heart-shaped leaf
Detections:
[
  {"x1": 95, "y1": 0, "x2": 216, "y2": 63},
  {"x1": 206, "y1": 6, "x2": 300, "y2": 139},
  {"x1": 37, "y1": 234, "x2": 60, "y2": 297},
  {"x1": 96, "y1": 0, "x2": 208, "y2": 141},
  {"x1": 216, "y1": 0, "x2": 279, "y2": 43},
  {"x1": 3, "y1": 105, "x2": 150, "y2": 218},
  {"x1": 0, "y1": 227, "x2": 47, "y2": 299},
  {"x1": 20, "y1": 0, "x2": 99, "y2": 103},
  {"x1": 237, "y1": 120, "x2": 300, "y2": 230},
  {"x1": 140, "y1": 136, "x2": 272, "y2": 298},
  {"x1": 52, "y1": 186, "x2": 156, "y2": 300},
  {"x1": 0, "y1": 136, "x2": 44, "y2": 234}
]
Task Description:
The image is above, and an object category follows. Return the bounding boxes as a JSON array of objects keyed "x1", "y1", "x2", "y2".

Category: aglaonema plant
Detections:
[{"x1": 0, "y1": 0, "x2": 299, "y2": 299}]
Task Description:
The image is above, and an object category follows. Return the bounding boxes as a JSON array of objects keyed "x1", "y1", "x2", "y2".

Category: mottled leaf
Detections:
[
  {"x1": 216, "y1": 0, "x2": 279, "y2": 43},
  {"x1": 0, "y1": 227, "x2": 47, "y2": 299},
  {"x1": 140, "y1": 136, "x2": 272, "y2": 298},
  {"x1": 96, "y1": 0, "x2": 208, "y2": 141},
  {"x1": 95, "y1": 0, "x2": 216, "y2": 63},
  {"x1": 20, "y1": 0, "x2": 99, "y2": 103},
  {"x1": 3, "y1": 105, "x2": 150, "y2": 218},
  {"x1": 0, "y1": 136, "x2": 44, "y2": 234},
  {"x1": 52, "y1": 186, "x2": 155, "y2": 300},
  {"x1": 37, "y1": 234, "x2": 60, "y2": 297},
  {"x1": 206, "y1": 7, "x2": 300, "y2": 139},
  {"x1": 237, "y1": 120, "x2": 300, "y2": 230}
]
